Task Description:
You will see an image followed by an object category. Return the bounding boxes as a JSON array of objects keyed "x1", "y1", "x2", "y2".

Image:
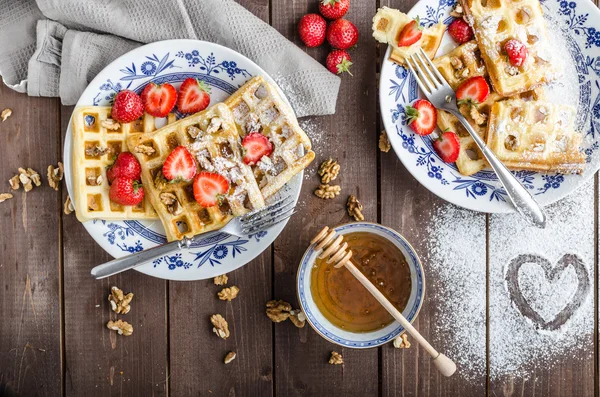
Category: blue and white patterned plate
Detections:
[
  {"x1": 64, "y1": 40, "x2": 302, "y2": 281},
  {"x1": 380, "y1": 0, "x2": 600, "y2": 213}
]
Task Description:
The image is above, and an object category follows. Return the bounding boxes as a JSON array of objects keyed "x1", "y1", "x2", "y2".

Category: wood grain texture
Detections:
[
  {"x1": 60, "y1": 106, "x2": 168, "y2": 397},
  {"x1": 0, "y1": 85, "x2": 62, "y2": 397}
]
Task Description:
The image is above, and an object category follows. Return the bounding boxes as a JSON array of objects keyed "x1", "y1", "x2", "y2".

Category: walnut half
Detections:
[
  {"x1": 224, "y1": 351, "x2": 236, "y2": 364},
  {"x1": 214, "y1": 274, "x2": 228, "y2": 286},
  {"x1": 329, "y1": 351, "x2": 343, "y2": 365},
  {"x1": 211, "y1": 314, "x2": 230, "y2": 339},
  {"x1": 318, "y1": 158, "x2": 340, "y2": 184},
  {"x1": 379, "y1": 130, "x2": 391, "y2": 153},
  {"x1": 266, "y1": 300, "x2": 292, "y2": 323},
  {"x1": 314, "y1": 184, "x2": 341, "y2": 200},
  {"x1": 0, "y1": 193, "x2": 13, "y2": 203},
  {"x1": 107, "y1": 320, "x2": 133, "y2": 336},
  {"x1": 218, "y1": 286, "x2": 239, "y2": 301},
  {"x1": 108, "y1": 286, "x2": 133, "y2": 314},
  {"x1": 347, "y1": 195, "x2": 364, "y2": 221}
]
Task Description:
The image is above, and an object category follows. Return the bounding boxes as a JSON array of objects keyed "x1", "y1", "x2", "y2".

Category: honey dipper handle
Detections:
[{"x1": 343, "y1": 260, "x2": 456, "y2": 377}]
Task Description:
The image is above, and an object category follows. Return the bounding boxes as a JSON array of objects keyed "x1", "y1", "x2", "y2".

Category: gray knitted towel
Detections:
[{"x1": 0, "y1": 0, "x2": 340, "y2": 117}]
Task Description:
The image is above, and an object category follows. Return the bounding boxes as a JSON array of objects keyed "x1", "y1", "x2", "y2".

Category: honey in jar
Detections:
[{"x1": 310, "y1": 232, "x2": 412, "y2": 333}]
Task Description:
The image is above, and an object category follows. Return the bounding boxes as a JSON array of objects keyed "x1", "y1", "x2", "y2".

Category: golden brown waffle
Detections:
[
  {"x1": 127, "y1": 103, "x2": 265, "y2": 242},
  {"x1": 487, "y1": 99, "x2": 585, "y2": 174},
  {"x1": 433, "y1": 41, "x2": 487, "y2": 90},
  {"x1": 460, "y1": 0, "x2": 560, "y2": 96},
  {"x1": 71, "y1": 106, "x2": 175, "y2": 222},
  {"x1": 372, "y1": 7, "x2": 445, "y2": 65},
  {"x1": 224, "y1": 76, "x2": 315, "y2": 199}
]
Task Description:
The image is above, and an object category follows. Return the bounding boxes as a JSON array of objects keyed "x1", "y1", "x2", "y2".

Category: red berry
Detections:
[
  {"x1": 298, "y1": 14, "x2": 327, "y2": 47},
  {"x1": 398, "y1": 18, "x2": 423, "y2": 47},
  {"x1": 433, "y1": 131, "x2": 461, "y2": 163},
  {"x1": 111, "y1": 90, "x2": 144, "y2": 123},
  {"x1": 319, "y1": 0, "x2": 350, "y2": 20},
  {"x1": 456, "y1": 76, "x2": 490, "y2": 105},
  {"x1": 405, "y1": 99, "x2": 437, "y2": 136},
  {"x1": 326, "y1": 50, "x2": 353, "y2": 75},
  {"x1": 193, "y1": 172, "x2": 230, "y2": 208},
  {"x1": 242, "y1": 133, "x2": 274, "y2": 165},
  {"x1": 109, "y1": 177, "x2": 145, "y2": 206},
  {"x1": 107, "y1": 152, "x2": 142, "y2": 183},
  {"x1": 447, "y1": 19, "x2": 473, "y2": 44},
  {"x1": 141, "y1": 82, "x2": 177, "y2": 118},
  {"x1": 326, "y1": 19, "x2": 359, "y2": 50},
  {"x1": 177, "y1": 78, "x2": 211, "y2": 114},
  {"x1": 162, "y1": 146, "x2": 197, "y2": 181},
  {"x1": 505, "y1": 39, "x2": 528, "y2": 67}
]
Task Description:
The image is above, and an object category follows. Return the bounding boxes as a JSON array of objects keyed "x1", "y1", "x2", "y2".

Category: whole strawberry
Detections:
[
  {"x1": 107, "y1": 152, "x2": 142, "y2": 183},
  {"x1": 326, "y1": 50, "x2": 353, "y2": 75},
  {"x1": 319, "y1": 0, "x2": 350, "y2": 20},
  {"x1": 298, "y1": 14, "x2": 327, "y2": 47},
  {"x1": 327, "y1": 19, "x2": 359, "y2": 50},
  {"x1": 447, "y1": 19, "x2": 473, "y2": 44},
  {"x1": 109, "y1": 177, "x2": 145, "y2": 206},
  {"x1": 111, "y1": 90, "x2": 144, "y2": 123}
]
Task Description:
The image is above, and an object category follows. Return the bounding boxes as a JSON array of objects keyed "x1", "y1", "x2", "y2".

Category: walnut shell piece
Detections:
[
  {"x1": 211, "y1": 314, "x2": 230, "y2": 339},
  {"x1": 314, "y1": 184, "x2": 341, "y2": 200},
  {"x1": 347, "y1": 195, "x2": 364, "y2": 221},
  {"x1": 214, "y1": 274, "x2": 228, "y2": 285},
  {"x1": 106, "y1": 319, "x2": 133, "y2": 336},
  {"x1": 329, "y1": 351, "x2": 343, "y2": 365},
  {"x1": 318, "y1": 158, "x2": 341, "y2": 184},
  {"x1": 218, "y1": 286, "x2": 240, "y2": 301}
]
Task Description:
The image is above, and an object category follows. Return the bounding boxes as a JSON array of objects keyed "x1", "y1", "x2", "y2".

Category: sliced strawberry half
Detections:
[
  {"x1": 398, "y1": 17, "x2": 423, "y2": 47},
  {"x1": 141, "y1": 82, "x2": 177, "y2": 117},
  {"x1": 162, "y1": 146, "x2": 197, "y2": 181},
  {"x1": 242, "y1": 133, "x2": 273, "y2": 165},
  {"x1": 405, "y1": 99, "x2": 437, "y2": 136},
  {"x1": 177, "y1": 78, "x2": 211, "y2": 114},
  {"x1": 433, "y1": 131, "x2": 460, "y2": 163},
  {"x1": 193, "y1": 172, "x2": 230, "y2": 207},
  {"x1": 456, "y1": 76, "x2": 490, "y2": 105}
]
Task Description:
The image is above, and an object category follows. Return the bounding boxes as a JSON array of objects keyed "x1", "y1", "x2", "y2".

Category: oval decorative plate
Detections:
[
  {"x1": 64, "y1": 40, "x2": 301, "y2": 281},
  {"x1": 379, "y1": 0, "x2": 600, "y2": 213}
]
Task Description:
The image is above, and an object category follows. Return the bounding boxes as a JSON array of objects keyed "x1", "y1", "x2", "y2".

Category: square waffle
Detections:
[
  {"x1": 372, "y1": 6, "x2": 445, "y2": 65},
  {"x1": 71, "y1": 106, "x2": 175, "y2": 222},
  {"x1": 224, "y1": 76, "x2": 315, "y2": 199},
  {"x1": 460, "y1": 0, "x2": 560, "y2": 96},
  {"x1": 486, "y1": 99, "x2": 585, "y2": 174},
  {"x1": 126, "y1": 103, "x2": 265, "y2": 242}
]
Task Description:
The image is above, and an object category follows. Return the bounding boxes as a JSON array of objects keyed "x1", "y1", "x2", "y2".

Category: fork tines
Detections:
[
  {"x1": 239, "y1": 196, "x2": 296, "y2": 234},
  {"x1": 405, "y1": 48, "x2": 452, "y2": 96}
]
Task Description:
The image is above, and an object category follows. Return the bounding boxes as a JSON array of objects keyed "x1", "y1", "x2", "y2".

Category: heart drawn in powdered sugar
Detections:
[{"x1": 505, "y1": 254, "x2": 590, "y2": 331}]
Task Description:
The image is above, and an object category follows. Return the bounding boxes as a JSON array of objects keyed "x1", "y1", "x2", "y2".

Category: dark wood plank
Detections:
[
  {"x1": 271, "y1": 0, "x2": 380, "y2": 395},
  {"x1": 0, "y1": 86, "x2": 62, "y2": 396},
  {"x1": 378, "y1": 0, "x2": 488, "y2": 395},
  {"x1": 168, "y1": 1, "x2": 275, "y2": 396},
  {"x1": 60, "y1": 105, "x2": 169, "y2": 397}
]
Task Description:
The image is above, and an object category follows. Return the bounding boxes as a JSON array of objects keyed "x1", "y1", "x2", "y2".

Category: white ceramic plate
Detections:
[
  {"x1": 379, "y1": 0, "x2": 600, "y2": 213},
  {"x1": 64, "y1": 40, "x2": 301, "y2": 281}
]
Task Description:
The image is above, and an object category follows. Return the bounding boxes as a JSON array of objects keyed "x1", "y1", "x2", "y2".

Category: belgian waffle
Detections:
[
  {"x1": 372, "y1": 7, "x2": 445, "y2": 65},
  {"x1": 486, "y1": 99, "x2": 585, "y2": 174},
  {"x1": 224, "y1": 76, "x2": 315, "y2": 199},
  {"x1": 71, "y1": 106, "x2": 175, "y2": 222},
  {"x1": 127, "y1": 103, "x2": 265, "y2": 242},
  {"x1": 460, "y1": 0, "x2": 560, "y2": 96}
]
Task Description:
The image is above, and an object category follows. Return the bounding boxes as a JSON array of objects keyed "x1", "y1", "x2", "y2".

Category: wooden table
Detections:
[{"x1": 1, "y1": 0, "x2": 599, "y2": 396}]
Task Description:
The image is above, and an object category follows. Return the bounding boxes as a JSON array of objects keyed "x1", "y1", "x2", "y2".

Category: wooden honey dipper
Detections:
[{"x1": 311, "y1": 226, "x2": 457, "y2": 377}]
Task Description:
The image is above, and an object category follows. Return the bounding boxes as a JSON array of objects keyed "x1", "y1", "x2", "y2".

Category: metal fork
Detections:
[
  {"x1": 90, "y1": 196, "x2": 296, "y2": 279},
  {"x1": 405, "y1": 48, "x2": 546, "y2": 228}
]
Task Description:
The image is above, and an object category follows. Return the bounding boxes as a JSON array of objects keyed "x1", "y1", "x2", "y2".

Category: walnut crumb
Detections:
[
  {"x1": 329, "y1": 351, "x2": 343, "y2": 365},
  {"x1": 47, "y1": 162, "x2": 64, "y2": 191},
  {"x1": 9, "y1": 175, "x2": 20, "y2": 190},
  {"x1": 206, "y1": 117, "x2": 222, "y2": 134},
  {"x1": 153, "y1": 170, "x2": 168, "y2": 190},
  {"x1": 450, "y1": 56, "x2": 464, "y2": 70},
  {"x1": 64, "y1": 196, "x2": 74, "y2": 215},
  {"x1": 505, "y1": 65, "x2": 519, "y2": 76},
  {"x1": 0, "y1": 193, "x2": 13, "y2": 203},
  {"x1": 1, "y1": 108, "x2": 12, "y2": 122},
  {"x1": 289, "y1": 309, "x2": 306, "y2": 328},
  {"x1": 213, "y1": 274, "x2": 228, "y2": 286},
  {"x1": 469, "y1": 106, "x2": 487, "y2": 126},
  {"x1": 266, "y1": 299, "x2": 292, "y2": 323},
  {"x1": 134, "y1": 144, "x2": 156, "y2": 156},
  {"x1": 187, "y1": 125, "x2": 202, "y2": 139},
  {"x1": 211, "y1": 314, "x2": 230, "y2": 339},
  {"x1": 314, "y1": 184, "x2": 341, "y2": 200},
  {"x1": 224, "y1": 351, "x2": 236, "y2": 364},
  {"x1": 318, "y1": 158, "x2": 340, "y2": 184},
  {"x1": 85, "y1": 145, "x2": 109, "y2": 157},
  {"x1": 106, "y1": 319, "x2": 133, "y2": 336},
  {"x1": 87, "y1": 174, "x2": 103, "y2": 186},
  {"x1": 449, "y1": 4, "x2": 463, "y2": 17},
  {"x1": 379, "y1": 130, "x2": 391, "y2": 152},
  {"x1": 218, "y1": 286, "x2": 239, "y2": 301},
  {"x1": 108, "y1": 286, "x2": 133, "y2": 314},
  {"x1": 393, "y1": 333, "x2": 411, "y2": 349},
  {"x1": 101, "y1": 118, "x2": 121, "y2": 130},
  {"x1": 160, "y1": 192, "x2": 181, "y2": 215},
  {"x1": 347, "y1": 195, "x2": 364, "y2": 221}
]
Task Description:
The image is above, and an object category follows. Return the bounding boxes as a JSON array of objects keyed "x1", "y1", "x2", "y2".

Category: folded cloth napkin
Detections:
[{"x1": 0, "y1": 0, "x2": 340, "y2": 117}]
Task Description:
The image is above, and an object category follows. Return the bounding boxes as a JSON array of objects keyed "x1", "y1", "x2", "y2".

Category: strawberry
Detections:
[
  {"x1": 326, "y1": 50, "x2": 353, "y2": 75},
  {"x1": 109, "y1": 177, "x2": 145, "y2": 206},
  {"x1": 405, "y1": 99, "x2": 437, "y2": 136},
  {"x1": 326, "y1": 19, "x2": 359, "y2": 50},
  {"x1": 319, "y1": 0, "x2": 350, "y2": 20},
  {"x1": 504, "y1": 39, "x2": 527, "y2": 67},
  {"x1": 177, "y1": 78, "x2": 211, "y2": 114},
  {"x1": 433, "y1": 131, "x2": 460, "y2": 163},
  {"x1": 242, "y1": 133, "x2": 273, "y2": 165},
  {"x1": 162, "y1": 146, "x2": 197, "y2": 181},
  {"x1": 447, "y1": 19, "x2": 473, "y2": 44},
  {"x1": 397, "y1": 17, "x2": 423, "y2": 47},
  {"x1": 456, "y1": 76, "x2": 490, "y2": 105},
  {"x1": 106, "y1": 152, "x2": 141, "y2": 183},
  {"x1": 111, "y1": 90, "x2": 144, "y2": 123},
  {"x1": 141, "y1": 82, "x2": 177, "y2": 118},
  {"x1": 193, "y1": 172, "x2": 230, "y2": 207},
  {"x1": 298, "y1": 14, "x2": 327, "y2": 47}
]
